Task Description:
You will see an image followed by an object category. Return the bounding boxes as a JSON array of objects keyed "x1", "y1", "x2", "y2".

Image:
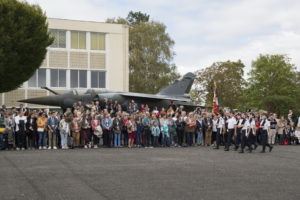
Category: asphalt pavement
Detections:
[{"x1": 0, "y1": 145, "x2": 299, "y2": 200}]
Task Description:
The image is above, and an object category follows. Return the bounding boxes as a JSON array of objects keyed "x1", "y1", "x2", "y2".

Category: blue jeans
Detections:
[
  {"x1": 197, "y1": 130, "x2": 203, "y2": 145},
  {"x1": 60, "y1": 132, "x2": 68, "y2": 148},
  {"x1": 162, "y1": 134, "x2": 170, "y2": 146},
  {"x1": 38, "y1": 131, "x2": 46, "y2": 147},
  {"x1": 114, "y1": 131, "x2": 121, "y2": 147},
  {"x1": 136, "y1": 131, "x2": 142, "y2": 146}
]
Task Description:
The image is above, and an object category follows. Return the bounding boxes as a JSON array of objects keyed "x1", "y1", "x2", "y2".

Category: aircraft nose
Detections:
[{"x1": 18, "y1": 96, "x2": 60, "y2": 106}]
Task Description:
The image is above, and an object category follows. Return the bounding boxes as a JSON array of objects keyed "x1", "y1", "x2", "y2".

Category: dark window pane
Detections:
[
  {"x1": 71, "y1": 70, "x2": 78, "y2": 88},
  {"x1": 79, "y1": 70, "x2": 87, "y2": 88},
  {"x1": 38, "y1": 68, "x2": 46, "y2": 87},
  {"x1": 28, "y1": 72, "x2": 37, "y2": 87},
  {"x1": 59, "y1": 70, "x2": 66, "y2": 87},
  {"x1": 99, "y1": 72, "x2": 106, "y2": 88},
  {"x1": 50, "y1": 69, "x2": 58, "y2": 87},
  {"x1": 91, "y1": 71, "x2": 98, "y2": 88}
]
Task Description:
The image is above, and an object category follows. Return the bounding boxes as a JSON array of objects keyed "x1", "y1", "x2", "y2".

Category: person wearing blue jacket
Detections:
[
  {"x1": 101, "y1": 114, "x2": 113, "y2": 147},
  {"x1": 151, "y1": 122, "x2": 160, "y2": 147},
  {"x1": 161, "y1": 124, "x2": 170, "y2": 147}
]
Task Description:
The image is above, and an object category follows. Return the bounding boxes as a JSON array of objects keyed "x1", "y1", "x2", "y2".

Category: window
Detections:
[
  {"x1": 91, "y1": 71, "x2": 106, "y2": 88},
  {"x1": 71, "y1": 31, "x2": 86, "y2": 49},
  {"x1": 91, "y1": 32, "x2": 105, "y2": 50},
  {"x1": 49, "y1": 29, "x2": 66, "y2": 48},
  {"x1": 50, "y1": 69, "x2": 66, "y2": 87},
  {"x1": 28, "y1": 69, "x2": 46, "y2": 87},
  {"x1": 70, "y1": 70, "x2": 87, "y2": 88}
]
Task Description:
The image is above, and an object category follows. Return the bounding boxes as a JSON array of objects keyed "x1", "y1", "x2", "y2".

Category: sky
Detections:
[{"x1": 24, "y1": 0, "x2": 300, "y2": 75}]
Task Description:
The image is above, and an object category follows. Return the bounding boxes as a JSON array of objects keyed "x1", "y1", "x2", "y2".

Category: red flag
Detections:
[{"x1": 212, "y1": 82, "x2": 220, "y2": 114}]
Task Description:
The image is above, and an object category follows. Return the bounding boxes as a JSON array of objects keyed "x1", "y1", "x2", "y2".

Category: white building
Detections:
[{"x1": 0, "y1": 18, "x2": 129, "y2": 108}]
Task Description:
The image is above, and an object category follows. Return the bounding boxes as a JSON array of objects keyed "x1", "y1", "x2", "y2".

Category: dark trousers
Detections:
[
  {"x1": 153, "y1": 136, "x2": 159, "y2": 147},
  {"x1": 279, "y1": 134, "x2": 285, "y2": 145},
  {"x1": 187, "y1": 132, "x2": 193, "y2": 146},
  {"x1": 122, "y1": 130, "x2": 128, "y2": 146},
  {"x1": 216, "y1": 128, "x2": 222, "y2": 148},
  {"x1": 103, "y1": 129, "x2": 112, "y2": 147},
  {"x1": 177, "y1": 128, "x2": 184, "y2": 146},
  {"x1": 145, "y1": 130, "x2": 152, "y2": 147},
  {"x1": 16, "y1": 131, "x2": 26, "y2": 149},
  {"x1": 261, "y1": 130, "x2": 272, "y2": 151},
  {"x1": 234, "y1": 128, "x2": 242, "y2": 149},
  {"x1": 81, "y1": 128, "x2": 90, "y2": 145},
  {"x1": 241, "y1": 130, "x2": 251, "y2": 150},
  {"x1": 92, "y1": 133, "x2": 99, "y2": 145},
  {"x1": 225, "y1": 129, "x2": 234, "y2": 150}
]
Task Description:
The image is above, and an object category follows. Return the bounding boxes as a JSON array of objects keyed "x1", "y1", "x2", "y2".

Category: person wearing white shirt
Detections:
[
  {"x1": 239, "y1": 114, "x2": 252, "y2": 153},
  {"x1": 248, "y1": 113, "x2": 258, "y2": 150},
  {"x1": 14, "y1": 112, "x2": 27, "y2": 150},
  {"x1": 259, "y1": 113, "x2": 273, "y2": 153},
  {"x1": 225, "y1": 112, "x2": 237, "y2": 151},
  {"x1": 234, "y1": 114, "x2": 244, "y2": 151},
  {"x1": 214, "y1": 113, "x2": 225, "y2": 149}
]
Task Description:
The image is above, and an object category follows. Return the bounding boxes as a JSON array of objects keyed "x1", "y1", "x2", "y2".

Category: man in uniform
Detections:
[
  {"x1": 239, "y1": 113, "x2": 252, "y2": 153},
  {"x1": 214, "y1": 113, "x2": 224, "y2": 149},
  {"x1": 260, "y1": 113, "x2": 273, "y2": 153},
  {"x1": 225, "y1": 112, "x2": 236, "y2": 151}
]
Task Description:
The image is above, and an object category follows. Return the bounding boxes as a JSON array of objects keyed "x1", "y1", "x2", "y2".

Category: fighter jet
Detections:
[{"x1": 19, "y1": 72, "x2": 200, "y2": 110}]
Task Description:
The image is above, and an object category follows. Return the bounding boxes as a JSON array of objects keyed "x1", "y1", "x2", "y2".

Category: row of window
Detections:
[
  {"x1": 28, "y1": 69, "x2": 106, "y2": 89},
  {"x1": 49, "y1": 29, "x2": 105, "y2": 50}
]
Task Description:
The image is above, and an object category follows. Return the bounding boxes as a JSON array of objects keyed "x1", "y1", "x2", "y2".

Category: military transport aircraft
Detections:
[{"x1": 19, "y1": 72, "x2": 201, "y2": 110}]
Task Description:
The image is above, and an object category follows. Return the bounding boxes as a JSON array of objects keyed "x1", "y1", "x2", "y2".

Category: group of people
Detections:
[{"x1": 0, "y1": 101, "x2": 299, "y2": 153}]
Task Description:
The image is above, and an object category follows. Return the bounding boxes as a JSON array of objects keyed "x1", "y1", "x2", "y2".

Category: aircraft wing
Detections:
[{"x1": 119, "y1": 92, "x2": 190, "y2": 102}]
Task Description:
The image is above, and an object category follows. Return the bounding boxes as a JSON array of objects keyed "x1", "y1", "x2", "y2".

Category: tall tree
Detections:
[
  {"x1": 106, "y1": 11, "x2": 180, "y2": 94},
  {"x1": 0, "y1": 0, "x2": 53, "y2": 93},
  {"x1": 192, "y1": 60, "x2": 245, "y2": 108},
  {"x1": 245, "y1": 54, "x2": 299, "y2": 116}
]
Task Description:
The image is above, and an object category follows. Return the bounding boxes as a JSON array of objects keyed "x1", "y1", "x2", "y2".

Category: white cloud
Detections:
[{"x1": 24, "y1": 0, "x2": 300, "y2": 75}]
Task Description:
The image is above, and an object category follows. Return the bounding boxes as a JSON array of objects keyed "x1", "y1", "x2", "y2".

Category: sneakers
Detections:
[
  {"x1": 21, "y1": 148, "x2": 25, "y2": 151},
  {"x1": 48, "y1": 147, "x2": 52, "y2": 150},
  {"x1": 16, "y1": 148, "x2": 20, "y2": 151},
  {"x1": 39, "y1": 146, "x2": 42, "y2": 150},
  {"x1": 53, "y1": 146, "x2": 57, "y2": 150},
  {"x1": 43, "y1": 147, "x2": 47, "y2": 150},
  {"x1": 94, "y1": 145, "x2": 98, "y2": 149},
  {"x1": 84, "y1": 145, "x2": 88, "y2": 149}
]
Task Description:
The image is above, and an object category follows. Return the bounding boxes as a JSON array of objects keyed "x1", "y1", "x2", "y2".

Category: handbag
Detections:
[{"x1": 94, "y1": 125, "x2": 103, "y2": 138}]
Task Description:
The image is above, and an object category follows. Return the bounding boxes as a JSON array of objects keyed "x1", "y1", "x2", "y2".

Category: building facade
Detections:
[{"x1": 0, "y1": 18, "x2": 129, "y2": 108}]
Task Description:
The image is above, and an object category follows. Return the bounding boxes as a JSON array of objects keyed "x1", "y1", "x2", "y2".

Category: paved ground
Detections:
[{"x1": 0, "y1": 146, "x2": 299, "y2": 200}]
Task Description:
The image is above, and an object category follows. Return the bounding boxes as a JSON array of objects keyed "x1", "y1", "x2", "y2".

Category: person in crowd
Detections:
[
  {"x1": 71, "y1": 113, "x2": 81, "y2": 148},
  {"x1": 26, "y1": 113, "x2": 36, "y2": 149},
  {"x1": 248, "y1": 113, "x2": 258, "y2": 150},
  {"x1": 59, "y1": 113, "x2": 71, "y2": 149},
  {"x1": 37, "y1": 113, "x2": 47, "y2": 150},
  {"x1": 4, "y1": 113, "x2": 15, "y2": 150},
  {"x1": 47, "y1": 112, "x2": 59, "y2": 150},
  {"x1": 212, "y1": 114, "x2": 218, "y2": 146},
  {"x1": 234, "y1": 114, "x2": 243, "y2": 151},
  {"x1": 122, "y1": 114, "x2": 129, "y2": 147},
  {"x1": 175, "y1": 113, "x2": 185, "y2": 147},
  {"x1": 112, "y1": 113, "x2": 122, "y2": 148},
  {"x1": 152, "y1": 121, "x2": 160, "y2": 147},
  {"x1": 203, "y1": 113, "x2": 213, "y2": 146},
  {"x1": 136, "y1": 116, "x2": 143, "y2": 148},
  {"x1": 277, "y1": 116, "x2": 287, "y2": 145},
  {"x1": 102, "y1": 113, "x2": 113, "y2": 148},
  {"x1": 91, "y1": 113, "x2": 100, "y2": 148},
  {"x1": 214, "y1": 113, "x2": 224, "y2": 149},
  {"x1": 239, "y1": 113, "x2": 252, "y2": 153},
  {"x1": 161, "y1": 123, "x2": 170, "y2": 147},
  {"x1": 225, "y1": 112, "x2": 236, "y2": 151},
  {"x1": 185, "y1": 112, "x2": 196, "y2": 146},
  {"x1": 167, "y1": 114, "x2": 176, "y2": 146},
  {"x1": 80, "y1": 114, "x2": 91, "y2": 149},
  {"x1": 195, "y1": 114, "x2": 204, "y2": 146},
  {"x1": 269, "y1": 114, "x2": 277, "y2": 145},
  {"x1": 260, "y1": 113, "x2": 273, "y2": 153},
  {"x1": 15, "y1": 111, "x2": 27, "y2": 150},
  {"x1": 142, "y1": 113, "x2": 151, "y2": 147},
  {"x1": 127, "y1": 117, "x2": 134, "y2": 148}
]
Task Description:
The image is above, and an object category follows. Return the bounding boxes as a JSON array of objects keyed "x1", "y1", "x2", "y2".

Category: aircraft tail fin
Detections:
[{"x1": 157, "y1": 72, "x2": 196, "y2": 97}]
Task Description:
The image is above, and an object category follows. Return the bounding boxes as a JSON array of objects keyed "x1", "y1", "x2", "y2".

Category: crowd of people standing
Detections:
[{"x1": 0, "y1": 101, "x2": 300, "y2": 153}]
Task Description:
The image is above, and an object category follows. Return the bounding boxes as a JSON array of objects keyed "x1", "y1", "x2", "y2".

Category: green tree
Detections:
[
  {"x1": 245, "y1": 54, "x2": 299, "y2": 116},
  {"x1": 192, "y1": 60, "x2": 245, "y2": 108},
  {"x1": 0, "y1": 0, "x2": 53, "y2": 93},
  {"x1": 107, "y1": 11, "x2": 180, "y2": 94}
]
